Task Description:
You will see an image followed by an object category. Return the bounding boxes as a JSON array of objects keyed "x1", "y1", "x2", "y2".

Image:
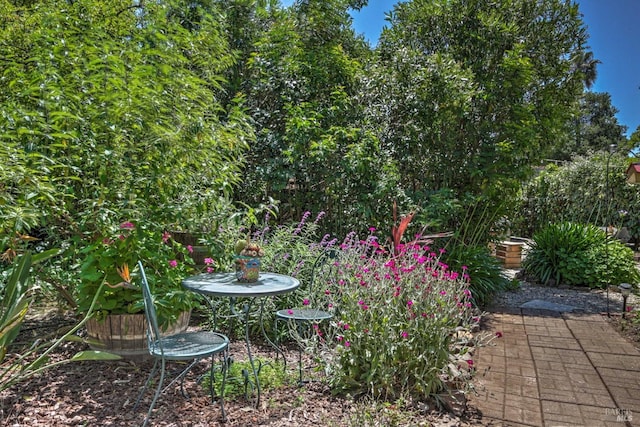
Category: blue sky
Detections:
[{"x1": 281, "y1": 0, "x2": 639, "y2": 137}]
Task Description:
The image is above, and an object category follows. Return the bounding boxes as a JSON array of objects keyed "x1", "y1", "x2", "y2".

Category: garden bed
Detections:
[{"x1": 0, "y1": 308, "x2": 484, "y2": 427}]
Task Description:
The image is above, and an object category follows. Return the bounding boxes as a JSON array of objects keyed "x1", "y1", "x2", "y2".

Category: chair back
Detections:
[
  {"x1": 308, "y1": 249, "x2": 341, "y2": 305},
  {"x1": 137, "y1": 261, "x2": 164, "y2": 354}
]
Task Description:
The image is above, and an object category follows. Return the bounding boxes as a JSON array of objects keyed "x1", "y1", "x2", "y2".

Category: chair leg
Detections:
[
  {"x1": 142, "y1": 358, "x2": 167, "y2": 427},
  {"x1": 219, "y1": 351, "x2": 229, "y2": 421},
  {"x1": 297, "y1": 345, "x2": 304, "y2": 386},
  {"x1": 161, "y1": 360, "x2": 199, "y2": 399},
  {"x1": 133, "y1": 359, "x2": 159, "y2": 412},
  {"x1": 296, "y1": 321, "x2": 306, "y2": 386},
  {"x1": 273, "y1": 317, "x2": 288, "y2": 375}
]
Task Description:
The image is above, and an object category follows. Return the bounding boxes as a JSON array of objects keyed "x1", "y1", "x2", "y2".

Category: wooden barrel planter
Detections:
[{"x1": 86, "y1": 310, "x2": 191, "y2": 359}]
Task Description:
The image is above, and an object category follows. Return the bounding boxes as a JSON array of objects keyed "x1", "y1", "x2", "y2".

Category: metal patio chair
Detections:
[
  {"x1": 134, "y1": 261, "x2": 230, "y2": 427},
  {"x1": 275, "y1": 249, "x2": 340, "y2": 384}
]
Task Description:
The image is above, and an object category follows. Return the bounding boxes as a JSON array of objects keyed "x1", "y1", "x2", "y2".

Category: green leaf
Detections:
[{"x1": 70, "y1": 351, "x2": 121, "y2": 361}]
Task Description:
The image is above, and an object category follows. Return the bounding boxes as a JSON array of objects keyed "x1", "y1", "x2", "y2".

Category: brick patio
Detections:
[{"x1": 470, "y1": 308, "x2": 640, "y2": 426}]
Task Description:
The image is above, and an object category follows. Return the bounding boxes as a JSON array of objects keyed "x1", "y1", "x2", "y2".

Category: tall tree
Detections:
[
  {"x1": 369, "y1": 0, "x2": 589, "y2": 205},
  {"x1": 220, "y1": 0, "x2": 388, "y2": 233},
  {"x1": 552, "y1": 91, "x2": 628, "y2": 160}
]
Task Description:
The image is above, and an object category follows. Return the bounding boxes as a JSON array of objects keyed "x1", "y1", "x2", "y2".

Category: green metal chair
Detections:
[
  {"x1": 275, "y1": 249, "x2": 340, "y2": 384},
  {"x1": 134, "y1": 261, "x2": 230, "y2": 426}
]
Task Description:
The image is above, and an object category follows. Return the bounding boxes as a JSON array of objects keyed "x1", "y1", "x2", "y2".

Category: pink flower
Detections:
[
  {"x1": 120, "y1": 221, "x2": 135, "y2": 230},
  {"x1": 206, "y1": 267, "x2": 214, "y2": 273},
  {"x1": 187, "y1": 245, "x2": 193, "y2": 253},
  {"x1": 407, "y1": 300, "x2": 414, "y2": 307},
  {"x1": 344, "y1": 341, "x2": 351, "y2": 347},
  {"x1": 303, "y1": 298, "x2": 310, "y2": 306},
  {"x1": 168, "y1": 260, "x2": 178, "y2": 268},
  {"x1": 626, "y1": 306, "x2": 633, "y2": 312},
  {"x1": 401, "y1": 331, "x2": 408, "y2": 339},
  {"x1": 343, "y1": 323, "x2": 350, "y2": 330},
  {"x1": 287, "y1": 309, "x2": 294, "y2": 315},
  {"x1": 439, "y1": 290, "x2": 447, "y2": 296},
  {"x1": 204, "y1": 257, "x2": 214, "y2": 265},
  {"x1": 162, "y1": 231, "x2": 171, "y2": 243},
  {"x1": 466, "y1": 359, "x2": 474, "y2": 368}
]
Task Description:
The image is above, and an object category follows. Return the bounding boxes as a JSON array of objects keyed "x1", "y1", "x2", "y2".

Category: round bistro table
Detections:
[{"x1": 182, "y1": 272, "x2": 300, "y2": 406}]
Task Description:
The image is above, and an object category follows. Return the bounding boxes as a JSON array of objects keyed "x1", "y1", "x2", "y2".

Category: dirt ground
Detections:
[
  {"x1": 0, "y1": 310, "x2": 484, "y2": 427},
  {"x1": 3, "y1": 295, "x2": 638, "y2": 427}
]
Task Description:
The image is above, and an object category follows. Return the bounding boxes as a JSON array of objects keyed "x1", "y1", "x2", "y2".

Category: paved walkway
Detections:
[{"x1": 469, "y1": 307, "x2": 640, "y2": 426}]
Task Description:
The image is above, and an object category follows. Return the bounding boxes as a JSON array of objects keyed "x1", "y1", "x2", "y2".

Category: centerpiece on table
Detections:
[{"x1": 233, "y1": 237, "x2": 264, "y2": 283}]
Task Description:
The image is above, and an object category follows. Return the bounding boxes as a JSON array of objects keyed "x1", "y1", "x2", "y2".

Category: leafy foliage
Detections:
[
  {"x1": 0, "y1": 253, "x2": 33, "y2": 363},
  {"x1": 513, "y1": 153, "x2": 640, "y2": 240},
  {"x1": 1, "y1": 253, "x2": 120, "y2": 393},
  {"x1": 549, "y1": 92, "x2": 628, "y2": 161},
  {"x1": 372, "y1": 0, "x2": 588, "y2": 207},
  {"x1": 78, "y1": 223, "x2": 197, "y2": 328},
  {"x1": 323, "y1": 236, "x2": 480, "y2": 401},
  {"x1": 522, "y1": 222, "x2": 640, "y2": 288},
  {"x1": 444, "y1": 245, "x2": 513, "y2": 308},
  {"x1": 0, "y1": 0, "x2": 251, "y2": 244},
  {"x1": 203, "y1": 358, "x2": 287, "y2": 399}
]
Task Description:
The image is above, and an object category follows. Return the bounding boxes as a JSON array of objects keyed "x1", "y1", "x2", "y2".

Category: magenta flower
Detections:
[
  {"x1": 204, "y1": 257, "x2": 214, "y2": 265},
  {"x1": 168, "y1": 260, "x2": 178, "y2": 268},
  {"x1": 439, "y1": 290, "x2": 447, "y2": 296},
  {"x1": 303, "y1": 298, "x2": 310, "y2": 306},
  {"x1": 344, "y1": 341, "x2": 351, "y2": 347},
  {"x1": 120, "y1": 221, "x2": 135, "y2": 229},
  {"x1": 187, "y1": 245, "x2": 193, "y2": 254},
  {"x1": 287, "y1": 309, "x2": 294, "y2": 315},
  {"x1": 162, "y1": 231, "x2": 171, "y2": 243},
  {"x1": 401, "y1": 331, "x2": 409, "y2": 339},
  {"x1": 407, "y1": 300, "x2": 414, "y2": 307},
  {"x1": 206, "y1": 267, "x2": 214, "y2": 273},
  {"x1": 466, "y1": 359, "x2": 474, "y2": 368}
]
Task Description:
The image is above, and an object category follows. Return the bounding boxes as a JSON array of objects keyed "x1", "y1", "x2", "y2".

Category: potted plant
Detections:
[{"x1": 78, "y1": 221, "x2": 197, "y2": 357}]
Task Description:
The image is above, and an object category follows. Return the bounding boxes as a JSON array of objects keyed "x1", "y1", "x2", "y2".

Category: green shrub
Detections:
[
  {"x1": 522, "y1": 222, "x2": 640, "y2": 288},
  {"x1": 203, "y1": 358, "x2": 287, "y2": 399},
  {"x1": 1, "y1": 253, "x2": 120, "y2": 393},
  {"x1": 322, "y1": 236, "x2": 479, "y2": 401},
  {"x1": 513, "y1": 154, "x2": 640, "y2": 240},
  {"x1": 444, "y1": 244, "x2": 514, "y2": 307}
]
